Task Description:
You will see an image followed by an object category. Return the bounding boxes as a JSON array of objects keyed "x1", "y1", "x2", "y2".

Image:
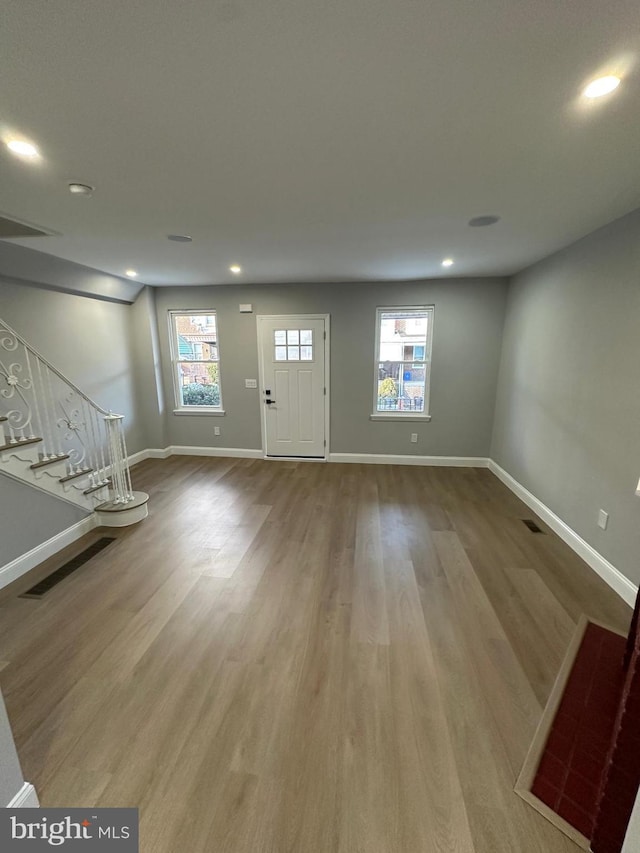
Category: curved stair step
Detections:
[
  {"x1": 59, "y1": 468, "x2": 94, "y2": 483},
  {"x1": 94, "y1": 491, "x2": 149, "y2": 527},
  {"x1": 30, "y1": 454, "x2": 71, "y2": 470},
  {"x1": 0, "y1": 436, "x2": 42, "y2": 453},
  {"x1": 84, "y1": 478, "x2": 111, "y2": 495}
]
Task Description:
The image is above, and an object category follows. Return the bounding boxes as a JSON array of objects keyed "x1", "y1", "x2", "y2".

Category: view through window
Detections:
[
  {"x1": 374, "y1": 307, "x2": 433, "y2": 415},
  {"x1": 169, "y1": 311, "x2": 223, "y2": 409}
]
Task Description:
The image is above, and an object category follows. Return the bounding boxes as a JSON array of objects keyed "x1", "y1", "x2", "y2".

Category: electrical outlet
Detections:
[
  {"x1": 214, "y1": 426, "x2": 221, "y2": 436},
  {"x1": 410, "y1": 433, "x2": 418, "y2": 443},
  {"x1": 597, "y1": 509, "x2": 609, "y2": 530}
]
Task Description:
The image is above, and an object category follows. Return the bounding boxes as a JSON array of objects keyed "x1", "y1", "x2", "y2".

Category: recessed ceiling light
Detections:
[
  {"x1": 442, "y1": 258, "x2": 454, "y2": 267},
  {"x1": 583, "y1": 75, "x2": 621, "y2": 99},
  {"x1": 230, "y1": 265, "x2": 242, "y2": 274},
  {"x1": 469, "y1": 215, "x2": 500, "y2": 227},
  {"x1": 125, "y1": 269, "x2": 138, "y2": 278},
  {"x1": 68, "y1": 182, "x2": 94, "y2": 196},
  {"x1": 167, "y1": 234, "x2": 193, "y2": 242},
  {"x1": 6, "y1": 139, "x2": 40, "y2": 159}
]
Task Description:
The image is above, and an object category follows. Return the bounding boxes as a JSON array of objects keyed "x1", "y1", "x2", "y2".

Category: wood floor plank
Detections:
[
  {"x1": 420, "y1": 575, "x2": 579, "y2": 853},
  {"x1": 202, "y1": 504, "x2": 273, "y2": 578},
  {"x1": 432, "y1": 530, "x2": 544, "y2": 777},
  {"x1": 0, "y1": 457, "x2": 632, "y2": 852},
  {"x1": 383, "y1": 558, "x2": 476, "y2": 853},
  {"x1": 465, "y1": 547, "x2": 575, "y2": 706},
  {"x1": 351, "y1": 475, "x2": 389, "y2": 646}
]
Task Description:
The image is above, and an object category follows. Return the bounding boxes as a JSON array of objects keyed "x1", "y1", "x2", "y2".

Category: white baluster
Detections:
[
  {"x1": 23, "y1": 347, "x2": 41, "y2": 443},
  {"x1": 108, "y1": 418, "x2": 118, "y2": 501},
  {"x1": 97, "y1": 416, "x2": 109, "y2": 485},
  {"x1": 90, "y1": 415, "x2": 102, "y2": 481},
  {"x1": 44, "y1": 366, "x2": 62, "y2": 456},
  {"x1": 2, "y1": 315, "x2": 141, "y2": 517},
  {"x1": 118, "y1": 419, "x2": 134, "y2": 501},
  {"x1": 108, "y1": 414, "x2": 130, "y2": 503},
  {"x1": 36, "y1": 358, "x2": 54, "y2": 459},
  {"x1": 81, "y1": 399, "x2": 94, "y2": 474}
]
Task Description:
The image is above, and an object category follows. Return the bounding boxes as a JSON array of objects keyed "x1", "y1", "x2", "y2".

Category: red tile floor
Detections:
[{"x1": 532, "y1": 622, "x2": 627, "y2": 839}]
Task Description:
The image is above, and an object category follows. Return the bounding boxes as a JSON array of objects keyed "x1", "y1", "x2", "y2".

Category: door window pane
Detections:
[{"x1": 273, "y1": 329, "x2": 315, "y2": 360}]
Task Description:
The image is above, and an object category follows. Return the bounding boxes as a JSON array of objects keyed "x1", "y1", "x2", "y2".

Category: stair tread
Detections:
[
  {"x1": 95, "y1": 491, "x2": 149, "y2": 512},
  {"x1": 0, "y1": 436, "x2": 42, "y2": 452},
  {"x1": 30, "y1": 454, "x2": 71, "y2": 470},
  {"x1": 84, "y1": 478, "x2": 111, "y2": 495},
  {"x1": 59, "y1": 468, "x2": 94, "y2": 483}
]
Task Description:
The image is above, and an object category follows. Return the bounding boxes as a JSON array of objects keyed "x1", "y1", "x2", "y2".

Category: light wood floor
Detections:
[{"x1": 0, "y1": 458, "x2": 631, "y2": 852}]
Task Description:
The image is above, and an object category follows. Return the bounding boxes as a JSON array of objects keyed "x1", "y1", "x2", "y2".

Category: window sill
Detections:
[
  {"x1": 370, "y1": 413, "x2": 432, "y2": 422},
  {"x1": 173, "y1": 408, "x2": 226, "y2": 417}
]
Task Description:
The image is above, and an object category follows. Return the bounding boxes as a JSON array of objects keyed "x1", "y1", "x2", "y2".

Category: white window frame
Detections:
[
  {"x1": 371, "y1": 305, "x2": 434, "y2": 421},
  {"x1": 168, "y1": 309, "x2": 225, "y2": 415}
]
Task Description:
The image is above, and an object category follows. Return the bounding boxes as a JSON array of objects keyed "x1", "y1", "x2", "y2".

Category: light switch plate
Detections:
[{"x1": 245, "y1": 379, "x2": 257, "y2": 388}]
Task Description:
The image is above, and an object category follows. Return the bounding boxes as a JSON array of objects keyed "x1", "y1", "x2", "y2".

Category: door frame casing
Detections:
[{"x1": 256, "y1": 314, "x2": 330, "y2": 461}]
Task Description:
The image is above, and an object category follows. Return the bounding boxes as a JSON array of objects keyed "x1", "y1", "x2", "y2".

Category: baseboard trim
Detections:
[
  {"x1": 168, "y1": 445, "x2": 262, "y2": 459},
  {"x1": 134, "y1": 447, "x2": 489, "y2": 467},
  {"x1": 127, "y1": 448, "x2": 170, "y2": 466},
  {"x1": 6, "y1": 782, "x2": 39, "y2": 808},
  {"x1": 329, "y1": 453, "x2": 490, "y2": 467},
  {"x1": 0, "y1": 516, "x2": 97, "y2": 592},
  {"x1": 488, "y1": 460, "x2": 638, "y2": 607}
]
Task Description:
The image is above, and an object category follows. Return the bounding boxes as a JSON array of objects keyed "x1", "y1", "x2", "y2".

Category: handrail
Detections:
[
  {"x1": 0, "y1": 317, "x2": 117, "y2": 417},
  {"x1": 0, "y1": 315, "x2": 133, "y2": 503}
]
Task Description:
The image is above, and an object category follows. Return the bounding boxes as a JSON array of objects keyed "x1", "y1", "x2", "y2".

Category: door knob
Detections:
[{"x1": 265, "y1": 399, "x2": 276, "y2": 405}]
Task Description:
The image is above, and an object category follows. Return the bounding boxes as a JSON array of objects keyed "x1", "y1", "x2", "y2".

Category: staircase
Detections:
[{"x1": 0, "y1": 317, "x2": 148, "y2": 527}]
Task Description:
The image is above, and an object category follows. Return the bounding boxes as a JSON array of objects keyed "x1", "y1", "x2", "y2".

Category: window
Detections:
[
  {"x1": 373, "y1": 306, "x2": 433, "y2": 418},
  {"x1": 169, "y1": 311, "x2": 223, "y2": 411}
]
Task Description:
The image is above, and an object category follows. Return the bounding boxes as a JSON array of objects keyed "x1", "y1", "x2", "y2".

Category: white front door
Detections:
[{"x1": 257, "y1": 315, "x2": 327, "y2": 458}]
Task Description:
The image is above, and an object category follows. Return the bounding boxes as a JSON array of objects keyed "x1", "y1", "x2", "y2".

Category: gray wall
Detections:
[
  {"x1": 0, "y1": 277, "x2": 145, "y2": 454},
  {"x1": 0, "y1": 276, "x2": 146, "y2": 567},
  {"x1": 0, "y1": 475, "x2": 87, "y2": 568},
  {"x1": 154, "y1": 278, "x2": 508, "y2": 457},
  {"x1": 0, "y1": 687, "x2": 25, "y2": 806},
  {"x1": 129, "y1": 287, "x2": 167, "y2": 450},
  {"x1": 0, "y1": 241, "x2": 141, "y2": 304},
  {"x1": 491, "y1": 208, "x2": 640, "y2": 586}
]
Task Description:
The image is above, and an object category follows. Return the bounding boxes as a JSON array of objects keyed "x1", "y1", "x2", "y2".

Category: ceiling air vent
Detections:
[{"x1": 0, "y1": 212, "x2": 56, "y2": 239}]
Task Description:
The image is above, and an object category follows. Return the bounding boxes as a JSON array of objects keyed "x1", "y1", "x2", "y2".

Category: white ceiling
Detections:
[{"x1": 1, "y1": 0, "x2": 639, "y2": 286}]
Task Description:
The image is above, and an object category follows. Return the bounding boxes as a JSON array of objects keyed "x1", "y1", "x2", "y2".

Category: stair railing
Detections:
[{"x1": 0, "y1": 316, "x2": 134, "y2": 504}]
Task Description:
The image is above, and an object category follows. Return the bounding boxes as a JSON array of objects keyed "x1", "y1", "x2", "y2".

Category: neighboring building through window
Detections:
[
  {"x1": 169, "y1": 311, "x2": 223, "y2": 410},
  {"x1": 374, "y1": 306, "x2": 433, "y2": 416}
]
